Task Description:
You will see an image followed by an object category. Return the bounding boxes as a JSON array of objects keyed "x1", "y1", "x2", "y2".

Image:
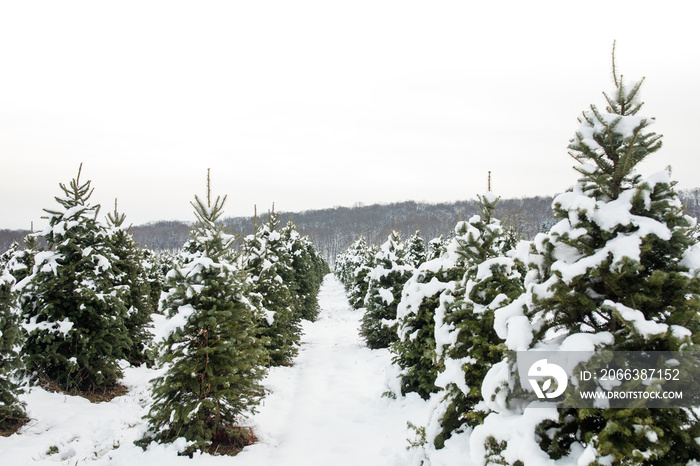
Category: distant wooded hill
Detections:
[{"x1": 4, "y1": 188, "x2": 700, "y2": 266}]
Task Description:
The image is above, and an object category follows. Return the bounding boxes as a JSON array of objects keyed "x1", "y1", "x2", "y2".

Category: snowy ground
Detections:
[{"x1": 0, "y1": 274, "x2": 431, "y2": 465}]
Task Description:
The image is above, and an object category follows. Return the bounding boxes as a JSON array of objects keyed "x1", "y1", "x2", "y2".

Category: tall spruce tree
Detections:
[
  {"x1": 18, "y1": 165, "x2": 130, "y2": 392},
  {"x1": 139, "y1": 171, "x2": 265, "y2": 454},
  {"x1": 472, "y1": 52, "x2": 700, "y2": 465}
]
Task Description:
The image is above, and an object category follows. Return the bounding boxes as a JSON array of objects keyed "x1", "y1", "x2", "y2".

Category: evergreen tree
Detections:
[
  {"x1": 335, "y1": 237, "x2": 377, "y2": 310},
  {"x1": 242, "y1": 209, "x2": 300, "y2": 366},
  {"x1": 404, "y1": 231, "x2": 427, "y2": 268},
  {"x1": 472, "y1": 54, "x2": 700, "y2": 465},
  {"x1": 106, "y1": 199, "x2": 155, "y2": 366},
  {"x1": 392, "y1": 232, "x2": 463, "y2": 399},
  {"x1": 0, "y1": 242, "x2": 21, "y2": 274},
  {"x1": 2, "y1": 232, "x2": 39, "y2": 286},
  {"x1": 361, "y1": 230, "x2": 415, "y2": 349},
  {"x1": 426, "y1": 235, "x2": 448, "y2": 262},
  {"x1": 281, "y1": 220, "x2": 328, "y2": 322},
  {"x1": 427, "y1": 193, "x2": 524, "y2": 449},
  {"x1": 18, "y1": 165, "x2": 130, "y2": 392},
  {"x1": 139, "y1": 171, "x2": 265, "y2": 454},
  {"x1": 0, "y1": 269, "x2": 27, "y2": 433},
  {"x1": 141, "y1": 248, "x2": 175, "y2": 315}
]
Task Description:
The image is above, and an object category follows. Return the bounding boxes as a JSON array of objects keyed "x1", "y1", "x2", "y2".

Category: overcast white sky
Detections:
[{"x1": 1, "y1": 1, "x2": 699, "y2": 230}]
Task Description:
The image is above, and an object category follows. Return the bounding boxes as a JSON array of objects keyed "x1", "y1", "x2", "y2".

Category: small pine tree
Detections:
[
  {"x1": 404, "y1": 231, "x2": 426, "y2": 268},
  {"x1": 106, "y1": 199, "x2": 155, "y2": 366},
  {"x1": 2, "y1": 229, "x2": 40, "y2": 286},
  {"x1": 19, "y1": 165, "x2": 130, "y2": 392},
  {"x1": 141, "y1": 248, "x2": 175, "y2": 315},
  {"x1": 361, "y1": 230, "x2": 415, "y2": 349},
  {"x1": 335, "y1": 237, "x2": 377, "y2": 310},
  {"x1": 429, "y1": 193, "x2": 524, "y2": 449},
  {"x1": 281, "y1": 220, "x2": 328, "y2": 322},
  {"x1": 242, "y1": 209, "x2": 300, "y2": 366},
  {"x1": 0, "y1": 243, "x2": 21, "y2": 276},
  {"x1": 392, "y1": 251, "x2": 461, "y2": 400},
  {"x1": 139, "y1": 171, "x2": 266, "y2": 454},
  {"x1": 0, "y1": 269, "x2": 27, "y2": 433}
]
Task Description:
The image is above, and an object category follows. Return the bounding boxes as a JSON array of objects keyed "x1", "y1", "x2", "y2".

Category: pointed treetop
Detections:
[
  {"x1": 477, "y1": 192, "x2": 500, "y2": 224},
  {"x1": 61, "y1": 163, "x2": 94, "y2": 206},
  {"x1": 605, "y1": 41, "x2": 645, "y2": 117},
  {"x1": 568, "y1": 46, "x2": 662, "y2": 200},
  {"x1": 44, "y1": 163, "x2": 100, "y2": 221},
  {"x1": 191, "y1": 168, "x2": 227, "y2": 227},
  {"x1": 24, "y1": 221, "x2": 40, "y2": 250},
  {"x1": 107, "y1": 198, "x2": 127, "y2": 228},
  {"x1": 267, "y1": 203, "x2": 280, "y2": 230},
  {"x1": 206, "y1": 168, "x2": 212, "y2": 208}
]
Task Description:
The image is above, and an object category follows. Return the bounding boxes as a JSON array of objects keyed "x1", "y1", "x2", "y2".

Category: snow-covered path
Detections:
[{"x1": 234, "y1": 274, "x2": 424, "y2": 465}]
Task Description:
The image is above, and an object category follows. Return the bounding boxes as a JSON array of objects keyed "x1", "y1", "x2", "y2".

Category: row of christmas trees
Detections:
[
  {"x1": 336, "y1": 59, "x2": 700, "y2": 464},
  {"x1": 0, "y1": 167, "x2": 328, "y2": 454}
]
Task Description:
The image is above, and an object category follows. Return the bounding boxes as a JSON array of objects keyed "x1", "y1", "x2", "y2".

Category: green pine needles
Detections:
[
  {"x1": 0, "y1": 270, "x2": 27, "y2": 433},
  {"x1": 139, "y1": 170, "x2": 266, "y2": 455}
]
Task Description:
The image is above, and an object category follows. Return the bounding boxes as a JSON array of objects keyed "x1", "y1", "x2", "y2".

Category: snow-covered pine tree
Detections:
[
  {"x1": 18, "y1": 165, "x2": 130, "y2": 392},
  {"x1": 140, "y1": 171, "x2": 265, "y2": 454},
  {"x1": 281, "y1": 220, "x2": 327, "y2": 322},
  {"x1": 335, "y1": 237, "x2": 377, "y2": 310},
  {"x1": 106, "y1": 199, "x2": 155, "y2": 366},
  {"x1": 2, "y1": 230, "x2": 39, "y2": 286},
  {"x1": 473, "y1": 53, "x2": 700, "y2": 465},
  {"x1": 404, "y1": 231, "x2": 426, "y2": 269},
  {"x1": 0, "y1": 268, "x2": 27, "y2": 433},
  {"x1": 426, "y1": 235, "x2": 448, "y2": 262},
  {"x1": 361, "y1": 230, "x2": 415, "y2": 349},
  {"x1": 392, "y1": 229, "x2": 465, "y2": 400},
  {"x1": 0, "y1": 243, "x2": 21, "y2": 275},
  {"x1": 1, "y1": 231, "x2": 39, "y2": 432},
  {"x1": 426, "y1": 192, "x2": 524, "y2": 450},
  {"x1": 242, "y1": 209, "x2": 300, "y2": 366},
  {"x1": 141, "y1": 248, "x2": 175, "y2": 315}
]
